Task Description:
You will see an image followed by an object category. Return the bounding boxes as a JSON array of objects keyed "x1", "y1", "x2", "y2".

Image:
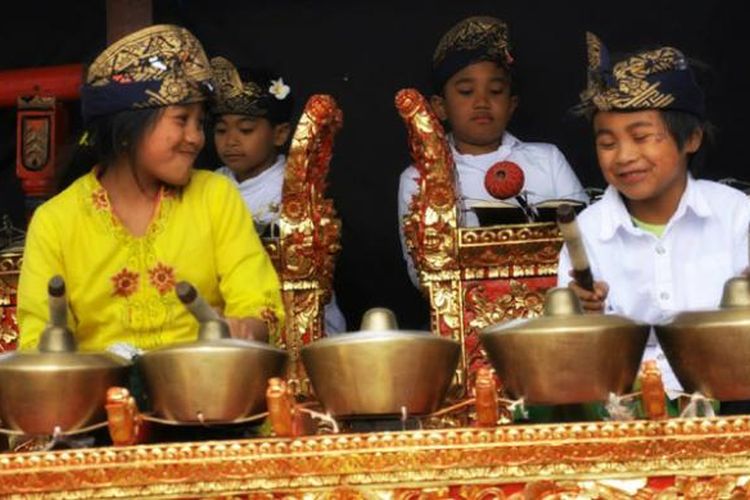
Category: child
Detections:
[
  {"x1": 398, "y1": 16, "x2": 587, "y2": 285},
  {"x1": 17, "y1": 25, "x2": 285, "y2": 351},
  {"x1": 210, "y1": 57, "x2": 347, "y2": 334},
  {"x1": 558, "y1": 33, "x2": 750, "y2": 406}
]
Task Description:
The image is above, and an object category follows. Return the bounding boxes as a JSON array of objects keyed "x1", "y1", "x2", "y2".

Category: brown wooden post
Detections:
[{"x1": 106, "y1": 0, "x2": 153, "y2": 44}]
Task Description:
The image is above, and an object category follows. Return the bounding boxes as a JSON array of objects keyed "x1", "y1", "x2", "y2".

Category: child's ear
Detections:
[
  {"x1": 430, "y1": 95, "x2": 448, "y2": 121},
  {"x1": 273, "y1": 123, "x2": 292, "y2": 147},
  {"x1": 684, "y1": 127, "x2": 704, "y2": 154}
]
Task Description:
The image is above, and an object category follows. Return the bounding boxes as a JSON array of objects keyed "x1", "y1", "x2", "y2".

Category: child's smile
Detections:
[{"x1": 593, "y1": 110, "x2": 702, "y2": 223}]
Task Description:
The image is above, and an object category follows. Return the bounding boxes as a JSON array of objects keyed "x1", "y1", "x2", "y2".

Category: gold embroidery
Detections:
[
  {"x1": 81, "y1": 173, "x2": 178, "y2": 340},
  {"x1": 210, "y1": 56, "x2": 267, "y2": 116},
  {"x1": 86, "y1": 25, "x2": 211, "y2": 109},
  {"x1": 433, "y1": 16, "x2": 512, "y2": 68},
  {"x1": 581, "y1": 32, "x2": 686, "y2": 112}
]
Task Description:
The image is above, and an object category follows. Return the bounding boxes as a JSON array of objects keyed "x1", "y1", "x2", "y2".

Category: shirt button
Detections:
[
  {"x1": 660, "y1": 292, "x2": 670, "y2": 301},
  {"x1": 656, "y1": 245, "x2": 666, "y2": 255}
]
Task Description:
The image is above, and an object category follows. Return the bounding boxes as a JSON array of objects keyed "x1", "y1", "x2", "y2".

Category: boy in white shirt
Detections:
[
  {"x1": 398, "y1": 16, "x2": 587, "y2": 286},
  {"x1": 558, "y1": 33, "x2": 750, "y2": 413},
  {"x1": 210, "y1": 57, "x2": 347, "y2": 334}
]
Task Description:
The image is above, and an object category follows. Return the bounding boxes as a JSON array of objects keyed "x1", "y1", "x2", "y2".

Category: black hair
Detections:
[
  {"x1": 436, "y1": 59, "x2": 520, "y2": 98},
  {"x1": 585, "y1": 108, "x2": 714, "y2": 176},
  {"x1": 659, "y1": 109, "x2": 714, "y2": 175},
  {"x1": 58, "y1": 107, "x2": 162, "y2": 190},
  {"x1": 238, "y1": 66, "x2": 295, "y2": 126}
]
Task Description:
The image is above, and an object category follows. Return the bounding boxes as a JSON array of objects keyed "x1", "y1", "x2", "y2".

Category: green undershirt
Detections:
[{"x1": 632, "y1": 216, "x2": 667, "y2": 238}]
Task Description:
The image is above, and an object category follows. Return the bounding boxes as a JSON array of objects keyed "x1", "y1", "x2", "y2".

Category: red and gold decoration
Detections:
[
  {"x1": 397, "y1": 88, "x2": 562, "y2": 396},
  {"x1": 0, "y1": 64, "x2": 82, "y2": 222},
  {"x1": 263, "y1": 94, "x2": 343, "y2": 397},
  {"x1": 15, "y1": 95, "x2": 69, "y2": 209},
  {"x1": 5, "y1": 416, "x2": 750, "y2": 497},
  {"x1": 0, "y1": 217, "x2": 23, "y2": 352}
]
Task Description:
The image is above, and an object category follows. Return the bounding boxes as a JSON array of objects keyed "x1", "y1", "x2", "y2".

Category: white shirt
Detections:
[
  {"x1": 557, "y1": 177, "x2": 750, "y2": 397},
  {"x1": 398, "y1": 132, "x2": 588, "y2": 285},
  {"x1": 216, "y1": 155, "x2": 347, "y2": 334},
  {"x1": 216, "y1": 155, "x2": 286, "y2": 235}
]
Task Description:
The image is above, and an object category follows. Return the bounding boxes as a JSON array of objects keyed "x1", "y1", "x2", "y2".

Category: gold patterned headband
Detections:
[
  {"x1": 432, "y1": 16, "x2": 513, "y2": 92},
  {"x1": 578, "y1": 32, "x2": 704, "y2": 117},
  {"x1": 82, "y1": 24, "x2": 212, "y2": 120},
  {"x1": 209, "y1": 56, "x2": 292, "y2": 122}
]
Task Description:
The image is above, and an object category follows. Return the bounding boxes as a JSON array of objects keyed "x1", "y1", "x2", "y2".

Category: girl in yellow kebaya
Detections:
[{"x1": 17, "y1": 25, "x2": 285, "y2": 352}]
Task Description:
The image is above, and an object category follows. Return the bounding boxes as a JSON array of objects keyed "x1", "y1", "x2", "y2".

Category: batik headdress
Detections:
[
  {"x1": 210, "y1": 56, "x2": 293, "y2": 124},
  {"x1": 432, "y1": 16, "x2": 514, "y2": 94},
  {"x1": 81, "y1": 24, "x2": 213, "y2": 122},
  {"x1": 576, "y1": 32, "x2": 705, "y2": 118}
]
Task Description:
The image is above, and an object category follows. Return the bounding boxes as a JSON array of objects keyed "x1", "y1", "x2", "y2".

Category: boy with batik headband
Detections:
[
  {"x1": 558, "y1": 33, "x2": 750, "y2": 411},
  {"x1": 211, "y1": 56, "x2": 293, "y2": 234},
  {"x1": 398, "y1": 16, "x2": 587, "y2": 286},
  {"x1": 210, "y1": 57, "x2": 347, "y2": 334}
]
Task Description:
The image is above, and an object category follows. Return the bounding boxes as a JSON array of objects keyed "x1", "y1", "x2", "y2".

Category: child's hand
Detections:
[
  {"x1": 226, "y1": 317, "x2": 269, "y2": 343},
  {"x1": 567, "y1": 270, "x2": 609, "y2": 314}
]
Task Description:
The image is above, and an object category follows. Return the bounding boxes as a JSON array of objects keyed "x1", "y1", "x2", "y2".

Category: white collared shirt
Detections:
[
  {"x1": 216, "y1": 155, "x2": 286, "y2": 235},
  {"x1": 557, "y1": 177, "x2": 750, "y2": 396},
  {"x1": 216, "y1": 155, "x2": 347, "y2": 334},
  {"x1": 398, "y1": 132, "x2": 587, "y2": 285}
]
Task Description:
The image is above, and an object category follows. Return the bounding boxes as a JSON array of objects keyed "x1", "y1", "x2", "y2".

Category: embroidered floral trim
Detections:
[
  {"x1": 148, "y1": 262, "x2": 176, "y2": 295},
  {"x1": 161, "y1": 186, "x2": 177, "y2": 199},
  {"x1": 84, "y1": 172, "x2": 175, "y2": 243},
  {"x1": 112, "y1": 268, "x2": 139, "y2": 298},
  {"x1": 91, "y1": 188, "x2": 110, "y2": 210}
]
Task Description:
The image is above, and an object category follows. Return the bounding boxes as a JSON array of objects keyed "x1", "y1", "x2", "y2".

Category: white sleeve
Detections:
[
  {"x1": 398, "y1": 167, "x2": 421, "y2": 288},
  {"x1": 550, "y1": 146, "x2": 588, "y2": 203},
  {"x1": 731, "y1": 193, "x2": 750, "y2": 274},
  {"x1": 323, "y1": 292, "x2": 348, "y2": 335},
  {"x1": 557, "y1": 243, "x2": 573, "y2": 287}
]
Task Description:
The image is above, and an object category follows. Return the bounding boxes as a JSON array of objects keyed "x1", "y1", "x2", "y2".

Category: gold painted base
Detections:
[{"x1": 2, "y1": 417, "x2": 750, "y2": 498}]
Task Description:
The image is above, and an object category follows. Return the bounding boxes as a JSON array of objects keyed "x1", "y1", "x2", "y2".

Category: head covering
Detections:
[
  {"x1": 81, "y1": 24, "x2": 213, "y2": 123},
  {"x1": 576, "y1": 32, "x2": 705, "y2": 118},
  {"x1": 210, "y1": 56, "x2": 293, "y2": 124},
  {"x1": 431, "y1": 16, "x2": 514, "y2": 94}
]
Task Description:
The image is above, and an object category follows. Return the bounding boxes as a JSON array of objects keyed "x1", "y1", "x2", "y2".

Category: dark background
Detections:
[{"x1": 1, "y1": 1, "x2": 746, "y2": 330}]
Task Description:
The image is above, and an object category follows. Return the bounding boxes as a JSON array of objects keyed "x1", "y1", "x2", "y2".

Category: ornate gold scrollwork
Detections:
[{"x1": 266, "y1": 95, "x2": 343, "y2": 397}]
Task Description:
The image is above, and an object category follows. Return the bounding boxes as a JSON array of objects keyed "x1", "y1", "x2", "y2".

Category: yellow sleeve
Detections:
[
  {"x1": 16, "y1": 204, "x2": 73, "y2": 350},
  {"x1": 205, "y1": 175, "x2": 285, "y2": 344}
]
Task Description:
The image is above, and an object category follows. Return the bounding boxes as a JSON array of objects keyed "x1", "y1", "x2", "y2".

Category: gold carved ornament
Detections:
[
  {"x1": 275, "y1": 94, "x2": 343, "y2": 396},
  {"x1": 395, "y1": 89, "x2": 460, "y2": 281},
  {"x1": 5, "y1": 418, "x2": 750, "y2": 497},
  {"x1": 395, "y1": 89, "x2": 466, "y2": 390},
  {"x1": 0, "y1": 247, "x2": 22, "y2": 351}
]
